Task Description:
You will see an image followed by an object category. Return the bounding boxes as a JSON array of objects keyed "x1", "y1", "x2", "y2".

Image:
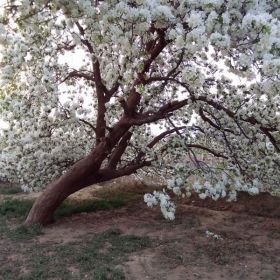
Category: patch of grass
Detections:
[
  {"x1": 0, "y1": 216, "x2": 42, "y2": 241},
  {"x1": 9, "y1": 224, "x2": 43, "y2": 240},
  {"x1": 0, "y1": 189, "x2": 151, "y2": 279},
  {"x1": 94, "y1": 189, "x2": 141, "y2": 203},
  {"x1": 58, "y1": 228, "x2": 152, "y2": 277},
  {"x1": 0, "y1": 185, "x2": 23, "y2": 195},
  {"x1": 55, "y1": 198, "x2": 127, "y2": 218},
  {"x1": 110, "y1": 232, "x2": 152, "y2": 254},
  {"x1": 0, "y1": 195, "x2": 130, "y2": 241},
  {"x1": 183, "y1": 215, "x2": 201, "y2": 229},
  {"x1": 92, "y1": 266, "x2": 125, "y2": 280},
  {"x1": 0, "y1": 228, "x2": 153, "y2": 280},
  {"x1": 194, "y1": 241, "x2": 242, "y2": 266},
  {"x1": 0, "y1": 216, "x2": 9, "y2": 238},
  {"x1": 0, "y1": 195, "x2": 128, "y2": 222},
  {"x1": 18, "y1": 255, "x2": 71, "y2": 280},
  {"x1": 162, "y1": 244, "x2": 186, "y2": 266},
  {"x1": 0, "y1": 199, "x2": 34, "y2": 219},
  {"x1": 0, "y1": 264, "x2": 22, "y2": 280},
  {"x1": 55, "y1": 189, "x2": 139, "y2": 218}
]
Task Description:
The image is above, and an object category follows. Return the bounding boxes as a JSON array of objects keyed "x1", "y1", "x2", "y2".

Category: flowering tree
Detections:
[{"x1": 0, "y1": 0, "x2": 279, "y2": 225}]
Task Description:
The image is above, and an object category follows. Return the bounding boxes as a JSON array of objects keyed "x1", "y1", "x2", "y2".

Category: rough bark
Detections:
[
  {"x1": 24, "y1": 171, "x2": 97, "y2": 225},
  {"x1": 24, "y1": 26, "x2": 171, "y2": 226},
  {"x1": 24, "y1": 142, "x2": 108, "y2": 226},
  {"x1": 24, "y1": 137, "x2": 152, "y2": 225}
]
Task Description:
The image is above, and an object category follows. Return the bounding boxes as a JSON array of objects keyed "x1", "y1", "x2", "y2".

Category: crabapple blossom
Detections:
[{"x1": 0, "y1": 0, "x2": 279, "y2": 224}]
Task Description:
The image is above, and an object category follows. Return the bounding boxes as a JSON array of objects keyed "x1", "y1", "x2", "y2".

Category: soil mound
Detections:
[{"x1": 185, "y1": 192, "x2": 280, "y2": 218}]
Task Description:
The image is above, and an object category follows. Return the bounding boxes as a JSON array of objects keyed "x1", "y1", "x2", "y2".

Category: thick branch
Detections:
[
  {"x1": 135, "y1": 126, "x2": 186, "y2": 163},
  {"x1": 260, "y1": 127, "x2": 280, "y2": 152},
  {"x1": 93, "y1": 60, "x2": 107, "y2": 145},
  {"x1": 139, "y1": 28, "x2": 169, "y2": 79},
  {"x1": 143, "y1": 75, "x2": 277, "y2": 133},
  {"x1": 74, "y1": 21, "x2": 110, "y2": 145},
  {"x1": 129, "y1": 99, "x2": 189, "y2": 126},
  {"x1": 108, "y1": 131, "x2": 133, "y2": 169},
  {"x1": 75, "y1": 21, "x2": 94, "y2": 53},
  {"x1": 121, "y1": 28, "x2": 169, "y2": 117},
  {"x1": 61, "y1": 70, "x2": 94, "y2": 83},
  {"x1": 83, "y1": 161, "x2": 152, "y2": 187},
  {"x1": 106, "y1": 78, "x2": 121, "y2": 101}
]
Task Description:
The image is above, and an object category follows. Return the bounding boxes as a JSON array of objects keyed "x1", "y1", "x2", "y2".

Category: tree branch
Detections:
[
  {"x1": 187, "y1": 144, "x2": 228, "y2": 159},
  {"x1": 93, "y1": 60, "x2": 107, "y2": 145},
  {"x1": 139, "y1": 28, "x2": 169, "y2": 80},
  {"x1": 134, "y1": 126, "x2": 186, "y2": 163},
  {"x1": 61, "y1": 70, "x2": 94, "y2": 83},
  {"x1": 75, "y1": 21, "x2": 94, "y2": 53},
  {"x1": 79, "y1": 118, "x2": 96, "y2": 132},
  {"x1": 108, "y1": 131, "x2": 133, "y2": 169},
  {"x1": 148, "y1": 126, "x2": 186, "y2": 149},
  {"x1": 128, "y1": 99, "x2": 189, "y2": 126}
]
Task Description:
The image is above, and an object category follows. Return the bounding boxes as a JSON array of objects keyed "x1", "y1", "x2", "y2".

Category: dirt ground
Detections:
[
  {"x1": 41, "y1": 197, "x2": 280, "y2": 280},
  {"x1": 1, "y1": 182, "x2": 280, "y2": 280}
]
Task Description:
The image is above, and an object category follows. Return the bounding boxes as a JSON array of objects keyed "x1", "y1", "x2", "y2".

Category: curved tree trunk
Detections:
[
  {"x1": 24, "y1": 173, "x2": 97, "y2": 226},
  {"x1": 24, "y1": 179, "x2": 83, "y2": 226},
  {"x1": 24, "y1": 143, "x2": 108, "y2": 226},
  {"x1": 23, "y1": 144, "x2": 147, "y2": 225},
  {"x1": 24, "y1": 119, "x2": 151, "y2": 226}
]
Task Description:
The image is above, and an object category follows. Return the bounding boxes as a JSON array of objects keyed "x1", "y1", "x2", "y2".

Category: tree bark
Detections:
[
  {"x1": 24, "y1": 173, "x2": 97, "y2": 225},
  {"x1": 23, "y1": 139, "x2": 150, "y2": 226},
  {"x1": 24, "y1": 142, "x2": 108, "y2": 226}
]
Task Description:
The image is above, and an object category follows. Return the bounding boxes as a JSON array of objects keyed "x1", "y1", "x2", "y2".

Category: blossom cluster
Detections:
[
  {"x1": 0, "y1": 0, "x2": 279, "y2": 219},
  {"x1": 144, "y1": 190, "x2": 176, "y2": 220}
]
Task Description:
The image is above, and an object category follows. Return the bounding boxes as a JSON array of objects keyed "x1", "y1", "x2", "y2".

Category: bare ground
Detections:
[{"x1": 1, "y1": 182, "x2": 280, "y2": 280}]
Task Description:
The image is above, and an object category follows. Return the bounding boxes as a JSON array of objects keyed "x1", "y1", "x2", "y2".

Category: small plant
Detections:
[
  {"x1": 205, "y1": 230, "x2": 223, "y2": 241},
  {"x1": 0, "y1": 199, "x2": 34, "y2": 219},
  {"x1": 0, "y1": 227, "x2": 153, "y2": 279},
  {"x1": 0, "y1": 185, "x2": 23, "y2": 195},
  {"x1": 0, "y1": 196, "x2": 128, "y2": 221},
  {"x1": 93, "y1": 266, "x2": 125, "y2": 280},
  {"x1": 54, "y1": 198, "x2": 127, "y2": 218},
  {"x1": 9, "y1": 224, "x2": 43, "y2": 240}
]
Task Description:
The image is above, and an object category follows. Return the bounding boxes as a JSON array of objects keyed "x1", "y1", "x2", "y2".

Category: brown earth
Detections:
[
  {"x1": 38, "y1": 187, "x2": 280, "y2": 280},
  {"x1": 1, "y1": 181, "x2": 280, "y2": 280},
  {"x1": 183, "y1": 191, "x2": 280, "y2": 218}
]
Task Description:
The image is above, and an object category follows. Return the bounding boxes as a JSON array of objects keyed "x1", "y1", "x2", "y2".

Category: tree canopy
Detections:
[{"x1": 0, "y1": 0, "x2": 279, "y2": 222}]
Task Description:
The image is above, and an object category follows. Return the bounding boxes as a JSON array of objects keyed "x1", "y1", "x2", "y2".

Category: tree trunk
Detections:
[
  {"x1": 24, "y1": 144, "x2": 107, "y2": 226},
  {"x1": 24, "y1": 174, "x2": 96, "y2": 226},
  {"x1": 24, "y1": 179, "x2": 80, "y2": 226},
  {"x1": 24, "y1": 132, "x2": 148, "y2": 226}
]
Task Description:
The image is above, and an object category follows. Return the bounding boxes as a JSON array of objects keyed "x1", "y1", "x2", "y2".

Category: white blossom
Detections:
[{"x1": 0, "y1": 0, "x2": 279, "y2": 220}]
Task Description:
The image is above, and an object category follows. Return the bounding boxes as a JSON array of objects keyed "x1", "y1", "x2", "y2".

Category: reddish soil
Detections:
[
  {"x1": 1, "y1": 180, "x2": 280, "y2": 280},
  {"x1": 38, "y1": 189, "x2": 280, "y2": 280},
  {"x1": 183, "y1": 191, "x2": 280, "y2": 218}
]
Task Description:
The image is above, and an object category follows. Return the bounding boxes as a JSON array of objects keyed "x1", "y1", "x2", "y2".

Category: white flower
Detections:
[
  {"x1": 0, "y1": 0, "x2": 279, "y2": 218},
  {"x1": 248, "y1": 187, "x2": 259, "y2": 195},
  {"x1": 144, "y1": 193, "x2": 158, "y2": 207},
  {"x1": 21, "y1": 184, "x2": 30, "y2": 193},
  {"x1": 199, "y1": 192, "x2": 207, "y2": 200},
  {"x1": 210, "y1": 32, "x2": 231, "y2": 48},
  {"x1": 173, "y1": 186, "x2": 182, "y2": 196},
  {"x1": 206, "y1": 230, "x2": 223, "y2": 240}
]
